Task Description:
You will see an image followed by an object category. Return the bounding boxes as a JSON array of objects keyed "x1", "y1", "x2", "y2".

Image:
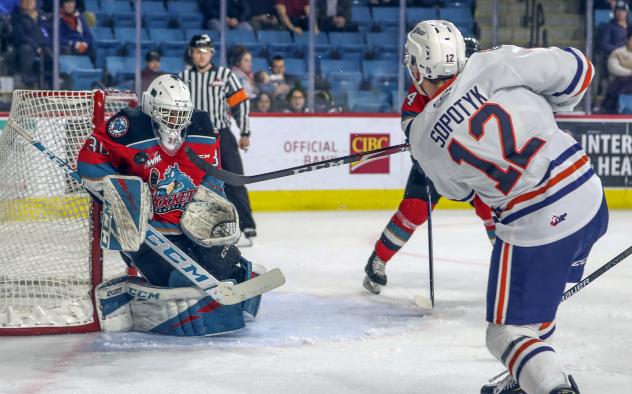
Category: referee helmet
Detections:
[{"x1": 189, "y1": 34, "x2": 214, "y2": 53}]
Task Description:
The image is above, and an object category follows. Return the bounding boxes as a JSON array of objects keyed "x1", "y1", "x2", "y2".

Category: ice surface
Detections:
[{"x1": 1, "y1": 210, "x2": 631, "y2": 393}]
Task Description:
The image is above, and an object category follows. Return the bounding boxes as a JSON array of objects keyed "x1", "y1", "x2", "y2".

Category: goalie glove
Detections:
[{"x1": 180, "y1": 185, "x2": 241, "y2": 247}]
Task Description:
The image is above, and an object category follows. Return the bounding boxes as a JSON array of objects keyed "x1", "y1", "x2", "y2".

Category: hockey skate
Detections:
[
  {"x1": 237, "y1": 228, "x2": 257, "y2": 248},
  {"x1": 481, "y1": 372, "x2": 580, "y2": 394},
  {"x1": 363, "y1": 252, "x2": 387, "y2": 294}
]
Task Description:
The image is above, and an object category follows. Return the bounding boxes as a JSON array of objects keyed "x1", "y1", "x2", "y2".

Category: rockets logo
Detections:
[{"x1": 149, "y1": 163, "x2": 196, "y2": 214}]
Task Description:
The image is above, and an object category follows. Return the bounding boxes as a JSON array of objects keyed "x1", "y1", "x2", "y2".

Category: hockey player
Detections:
[
  {"x1": 405, "y1": 21, "x2": 608, "y2": 393},
  {"x1": 77, "y1": 75, "x2": 262, "y2": 336},
  {"x1": 363, "y1": 36, "x2": 496, "y2": 295}
]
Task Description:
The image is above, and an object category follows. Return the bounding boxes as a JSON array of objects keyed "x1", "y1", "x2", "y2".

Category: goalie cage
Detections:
[{"x1": 0, "y1": 89, "x2": 138, "y2": 335}]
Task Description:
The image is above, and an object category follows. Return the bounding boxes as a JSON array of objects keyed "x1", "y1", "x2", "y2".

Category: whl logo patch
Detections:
[
  {"x1": 349, "y1": 133, "x2": 390, "y2": 174},
  {"x1": 550, "y1": 213, "x2": 567, "y2": 227}
]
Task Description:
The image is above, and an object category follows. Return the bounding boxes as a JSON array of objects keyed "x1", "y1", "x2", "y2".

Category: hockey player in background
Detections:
[
  {"x1": 363, "y1": 36, "x2": 496, "y2": 295},
  {"x1": 77, "y1": 75, "x2": 263, "y2": 336},
  {"x1": 405, "y1": 20, "x2": 608, "y2": 393}
]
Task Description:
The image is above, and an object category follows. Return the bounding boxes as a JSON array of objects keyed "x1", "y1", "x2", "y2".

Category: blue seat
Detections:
[
  {"x1": 320, "y1": 59, "x2": 360, "y2": 77},
  {"x1": 59, "y1": 55, "x2": 93, "y2": 73},
  {"x1": 618, "y1": 94, "x2": 632, "y2": 114},
  {"x1": 226, "y1": 30, "x2": 258, "y2": 52},
  {"x1": 142, "y1": 2, "x2": 171, "y2": 28},
  {"x1": 102, "y1": 0, "x2": 134, "y2": 27},
  {"x1": 362, "y1": 59, "x2": 398, "y2": 79},
  {"x1": 351, "y1": 6, "x2": 372, "y2": 28},
  {"x1": 159, "y1": 41, "x2": 188, "y2": 57},
  {"x1": 94, "y1": 39, "x2": 121, "y2": 68},
  {"x1": 106, "y1": 56, "x2": 136, "y2": 82},
  {"x1": 92, "y1": 27, "x2": 114, "y2": 40},
  {"x1": 160, "y1": 57, "x2": 185, "y2": 74},
  {"x1": 294, "y1": 33, "x2": 331, "y2": 57},
  {"x1": 167, "y1": 2, "x2": 199, "y2": 14},
  {"x1": 439, "y1": 7, "x2": 473, "y2": 26},
  {"x1": 85, "y1": 0, "x2": 102, "y2": 12},
  {"x1": 328, "y1": 72, "x2": 364, "y2": 93},
  {"x1": 329, "y1": 32, "x2": 365, "y2": 52},
  {"x1": 372, "y1": 7, "x2": 400, "y2": 28},
  {"x1": 70, "y1": 69, "x2": 103, "y2": 90},
  {"x1": 594, "y1": 9, "x2": 611, "y2": 28},
  {"x1": 257, "y1": 30, "x2": 293, "y2": 52},
  {"x1": 406, "y1": 8, "x2": 438, "y2": 26},
  {"x1": 175, "y1": 13, "x2": 205, "y2": 28},
  {"x1": 149, "y1": 28, "x2": 185, "y2": 42},
  {"x1": 252, "y1": 57, "x2": 269, "y2": 73},
  {"x1": 101, "y1": 0, "x2": 131, "y2": 13},
  {"x1": 283, "y1": 58, "x2": 307, "y2": 77},
  {"x1": 115, "y1": 27, "x2": 149, "y2": 41},
  {"x1": 347, "y1": 90, "x2": 389, "y2": 112},
  {"x1": 366, "y1": 32, "x2": 399, "y2": 53}
]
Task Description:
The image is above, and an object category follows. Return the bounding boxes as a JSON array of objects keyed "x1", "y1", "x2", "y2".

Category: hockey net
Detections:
[{"x1": 0, "y1": 90, "x2": 136, "y2": 335}]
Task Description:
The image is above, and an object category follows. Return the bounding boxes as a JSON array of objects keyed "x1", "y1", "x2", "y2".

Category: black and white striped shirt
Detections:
[{"x1": 179, "y1": 66, "x2": 250, "y2": 136}]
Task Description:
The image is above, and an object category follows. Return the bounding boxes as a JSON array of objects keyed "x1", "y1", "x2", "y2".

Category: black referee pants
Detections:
[{"x1": 218, "y1": 127, "x2": 256, "y2": 231}]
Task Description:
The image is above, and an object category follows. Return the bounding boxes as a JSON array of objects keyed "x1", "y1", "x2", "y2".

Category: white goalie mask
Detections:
[
  {"x1": 404, "y1": 20, "x2": 466, "y2": 86},
  {"x1": 142, "y1": 75, "x2": 193, "y2": 155}
]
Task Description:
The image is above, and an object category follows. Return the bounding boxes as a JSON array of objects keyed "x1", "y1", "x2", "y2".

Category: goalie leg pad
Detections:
[
  {"x1": 101, "y1": 175, "x2": 152, "y2": 251},
  {"x1": 126, "y1": 278, "x2": 245, "y2": 336},
  {"x1": 96, "y1": 276, "x2": 133, "y2": 332}
]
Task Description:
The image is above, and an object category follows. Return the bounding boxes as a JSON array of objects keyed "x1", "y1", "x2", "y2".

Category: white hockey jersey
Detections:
[{"x1": 408, "y1": 45, "x2": 603, "y2": 246}]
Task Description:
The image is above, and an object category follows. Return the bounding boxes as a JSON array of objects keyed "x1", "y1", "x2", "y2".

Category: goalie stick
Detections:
[
  {"x1": 185, "y1": 143, "x2": 410, "y2": 186},
  {"x1": 7, "y1": 119, "x2": 285, "y2": 305}
]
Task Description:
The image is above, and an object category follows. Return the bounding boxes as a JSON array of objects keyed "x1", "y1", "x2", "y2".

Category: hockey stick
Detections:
[
  {"x1": 7, "y1": 120, "x2": 285, "y2": 305},
  {"x1": 561, "y1": 244, "x2": 632, "y2": 302},
  {"x1": 413, "y1": 181, "x2": 435, "y2": 314},
  {"x1": 185, "y1": 143, "x2": 410, "y2": 186}
]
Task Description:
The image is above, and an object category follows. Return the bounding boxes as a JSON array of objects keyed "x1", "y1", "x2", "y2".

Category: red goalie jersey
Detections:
[{"x1": 77, "y1": 107, "x2": 223, "y2": 235}]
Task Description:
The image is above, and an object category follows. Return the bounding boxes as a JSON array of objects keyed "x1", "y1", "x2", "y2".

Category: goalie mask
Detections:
[
  {"x1": 142, "y1": 75, "x2": 193, "y2": 156},
  {"x1": 404, "y1": 20, "x2": 466, "y2": 89},
  {"x1": 181, "y1": 186, "x2": 241, "y2": 247}
]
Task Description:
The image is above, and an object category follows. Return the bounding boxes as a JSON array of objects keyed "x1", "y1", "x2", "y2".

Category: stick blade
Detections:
[
  {"x1": 413, "y1": 294, "x2": 434, "y2": 315},
  {"x1": 217, "y1": 268, "x2": 286, "y2": 305}
]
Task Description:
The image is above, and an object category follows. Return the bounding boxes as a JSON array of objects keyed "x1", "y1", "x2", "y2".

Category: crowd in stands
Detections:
[
  {"x1": 0, "y1": 0, "x2": 476, "y2": 112},
  {"x1": 596, "y1": 0, "x2": 632, "y2": 113}
]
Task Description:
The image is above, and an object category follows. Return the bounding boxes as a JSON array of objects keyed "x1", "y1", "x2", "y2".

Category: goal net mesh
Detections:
[{"x1": 0, "y1": 90, "x2": 133, "y2": 333}]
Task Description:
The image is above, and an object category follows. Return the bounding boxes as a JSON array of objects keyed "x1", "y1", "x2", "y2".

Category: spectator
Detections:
[
  {"x1": 250, "y1": 0, "x2": 279, "y2": 30},
  {"x1": 141, "y1": 49, "x2": 163, "y2": 92},
  {"x1": 275, "y1": 0, "x2": 318, "y2": 35},
  {"x1": 603, "y1": 32, "x2": 632, "y2": 112},
  {"x1": 316, "y1": 0, "x2": 357, "y2": 32},
  {"x1": 283, "y1": 87, "x2": 309, "y2": 113},
  {"x1": 59, "y1": 0, "x2": 95, "y2": 64},
  {"x1": 253, "y1": 92, "x2": 273, "y2": 113},
  {"x1": 314, "y1": 90, "x2": 343, "y2": 113},
  {"x1": 41, "y1": 0, "x2": 85, "y2": 13},
  {"x1": 0, "y1": 0, "x2": 17, "y2": 52},
  {"x1": 200, "y1": 0, "x2": 253, "y2": 32},
  {"x1": 230, "y1": 45, "x2": 258, "y2": 99},
  {"x1": 12, "y1": 0, "x2": 52, "y2": 88},
  {"x1": 599, "y1": 0, "x2": 630, "y2": 56},
  {"x1": 269, "y1": 55, "x2": 293, "y2": 97}
]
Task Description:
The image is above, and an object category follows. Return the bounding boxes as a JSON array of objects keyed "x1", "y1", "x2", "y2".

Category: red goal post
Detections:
[{"x1": 0, "y1": 89, "x2": 136, "y2": 335}]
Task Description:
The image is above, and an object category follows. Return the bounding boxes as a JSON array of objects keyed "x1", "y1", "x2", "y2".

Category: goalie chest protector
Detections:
[{"x1": 89, "y1": 108, "x2": 222, "y2": 233}]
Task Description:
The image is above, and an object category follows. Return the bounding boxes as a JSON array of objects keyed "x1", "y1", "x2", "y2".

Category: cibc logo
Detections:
[{"x1": 349, "y1": 133, "x2": 390, "y2": 174}]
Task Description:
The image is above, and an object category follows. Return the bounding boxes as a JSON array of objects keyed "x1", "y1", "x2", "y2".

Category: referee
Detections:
[{"x1": 179, "y1": 34, "x2": 257, "y2": 240}]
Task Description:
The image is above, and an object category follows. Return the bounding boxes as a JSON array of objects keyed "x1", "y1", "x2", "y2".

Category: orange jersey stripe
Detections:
[
  {"x1": 504, "y1": 155, "x2": 589, "y2": 212},
  {"x1": 495, "y1": 243, "x2": 511, "y2": 324},
  {"x1": 539, "y1": 321, "x2": 553, "y2": 330},
  {"x1": 573, "y1": 55, "x2": 593, "y2": 97},
  {"x1": 227, "y1": 89, "x2": 248, "y2": 107}
]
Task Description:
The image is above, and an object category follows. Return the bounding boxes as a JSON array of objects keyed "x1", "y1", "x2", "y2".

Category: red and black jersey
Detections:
[
  {"x1": 78, "y1": 107, "x2": 222, "y2": 234},
  {"x1": 401, "y1": 84, "x2": 431, "y2": 121}
]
